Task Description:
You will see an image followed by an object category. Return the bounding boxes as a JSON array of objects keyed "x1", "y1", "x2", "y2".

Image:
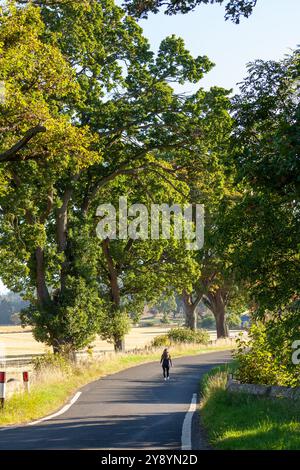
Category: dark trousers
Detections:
[{"x1": 162, "y1": 365, "x2": 170, "y2": 378}]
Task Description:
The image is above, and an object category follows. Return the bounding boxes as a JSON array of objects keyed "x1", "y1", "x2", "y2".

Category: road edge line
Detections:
[
  {"x1": 0, "y1": 391, "x2": 82, "y2": 431},
  {"x1": 27, "y1": 391, "x2": 82, "y2": 426},
  {"x1": 181, "y1": 393, "x2": 197, "y2": 450}
]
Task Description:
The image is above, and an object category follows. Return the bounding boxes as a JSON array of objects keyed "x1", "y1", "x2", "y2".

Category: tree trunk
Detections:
[
  {"x1": 206, "y1": 288, "x2": 229, "y2": 339},
  {"x1": 57, "y1": 187, "x2": 73, "y2": 292},
  {"x1": 35, "y1": 246, "x2": 51, "y2": 307},
  {"x1": 215, "y1": 305, "x2": 227, "y2": 338},
  {"x1": 185, "y1": 303, "x2": 197, "y2": 330},
  {"x1": 102, "y1": 238, "x2": 125, "y2": 352},
  {"x1": 182, "y1": 291, "x2": 199, "y2": 330},
  {"x1": 113, "y1": 336, "x2": 125, "y2": 352},
  {"x1": 52, "y1": 342, "x2": 77, "y2": 362}
]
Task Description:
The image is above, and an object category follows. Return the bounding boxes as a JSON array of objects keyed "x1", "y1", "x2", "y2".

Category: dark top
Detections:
[{"x1": 160, "y1": 354, "x2": 172, "y2": 367}]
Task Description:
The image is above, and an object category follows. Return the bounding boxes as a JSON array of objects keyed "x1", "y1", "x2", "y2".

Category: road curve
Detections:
[{"x1": 0, "y1": 350, "x2": 231, "y2": 450}]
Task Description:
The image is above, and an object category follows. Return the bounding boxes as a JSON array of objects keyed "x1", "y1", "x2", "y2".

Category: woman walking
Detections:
[{"x1": 160, "y1": 348, "x2": 173, "y2": 381}]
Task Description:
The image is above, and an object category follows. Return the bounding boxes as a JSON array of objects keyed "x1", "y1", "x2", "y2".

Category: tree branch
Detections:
[{"x1": 0, "y1": 125, "x2": 46, "y2": 163}]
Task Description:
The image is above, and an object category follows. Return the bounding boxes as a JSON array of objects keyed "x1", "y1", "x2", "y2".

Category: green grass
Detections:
[
  {"x1": 200, "y1": 364, "x2": 300, "y2": 450},
  {"x1": 0, "y1": 343, "x2": 232, "y2": 426}
]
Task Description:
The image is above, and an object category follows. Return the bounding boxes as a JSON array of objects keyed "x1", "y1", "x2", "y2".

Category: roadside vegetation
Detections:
[
  {"x1": 151, "y1": 327, "x2": 210, "y2": 347},
  {"x1": 0, "y1": 342, "x2": 232, "y2": 426},
  {"x1": 200, "y1": 365, "x2": 300, "y2": 450}
]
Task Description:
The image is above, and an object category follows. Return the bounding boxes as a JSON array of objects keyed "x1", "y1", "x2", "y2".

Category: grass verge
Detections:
[
  {"x1": 200, "y1": 364, "x2": 300, "y2": 450},
  {"x1": 0, "y1": 343, "x2": 232, "y2": 426}
]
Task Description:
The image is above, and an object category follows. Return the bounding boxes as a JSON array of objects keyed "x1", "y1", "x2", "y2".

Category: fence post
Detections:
[
  {"x1": 23, "y1": 371, "x2": 30, "y2": 393},
  {"x1": 0, "y1": 371, "x2": 6, "y2": 409}
]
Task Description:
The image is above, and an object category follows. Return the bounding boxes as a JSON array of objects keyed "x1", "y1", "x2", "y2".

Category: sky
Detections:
[
  {"x1": 0, "y1": 0, "x2": 299, "y2": 295},
  {"x1": 138, "y1": 0, "x2": 300, "y2": 94}
]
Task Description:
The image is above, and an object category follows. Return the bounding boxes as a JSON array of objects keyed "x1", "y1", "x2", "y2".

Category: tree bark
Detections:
[
  {"x1": 182, "y1": 290, "x2": 201, "y2": 331},
  {"x1": 56, "y1": 187, "x2": 73, "y2": 293},
  {"x1": 102, "y1": 238, "x2": 125, "y2": 352},
  {"x1": 35, "y1": 246, "x2": 51, "y2": 307},
  {"x1": 113, "y1": 335, "x2": 125, "y2": 353},
  {"x1": 0, "y1": 125, "x2": 46, "y2": 163},
  {"x1": 205, "y1": 288, "x2": 229, "y2": 339}
]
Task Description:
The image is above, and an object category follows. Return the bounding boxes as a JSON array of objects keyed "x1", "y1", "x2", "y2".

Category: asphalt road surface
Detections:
[{"x1": 0, "y1": 350, "x2": 231, "y2": 450}]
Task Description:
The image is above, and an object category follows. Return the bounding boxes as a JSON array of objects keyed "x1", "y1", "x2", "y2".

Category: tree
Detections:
[
  {"x1": 219, "y1": 48, "x2": 300, "y2": 316},
  {"x1": 0, "y1": 3, "x2": 103, "y2": 354},
  {"x1": 176, "y1": 92, "x2": 242, "y2": 337},
  {"x1": 84, "y1": 173, "x2": 199, "y2": 350},
  {"x1": 124, "y1": 0, "x2": 258, "y2": 23},
  {"x1": 0, "y1": 0, "x2": 231, "y2": 353},
  {"x1": 0, "y1": 2, "x2": 82, "y2": 196},
  {"x1": 179, "y1": 51, "x2": 300, "y2": 335}
]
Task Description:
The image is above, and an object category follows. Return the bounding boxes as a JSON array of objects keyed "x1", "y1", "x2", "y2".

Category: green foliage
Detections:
[
  {"x1": 151, "y1": 334, "x2": 171, "y2": 347},
  {"x1": 151, "y1": 326, "x2": 210, "y2": 346},
  {"x1": 218, "y1": 48, "x2": 300, "y2": 315},
  {"x1": 0, "y1": 0, "x2": 233, "y2": 353},
  {"x1": 99, "y1": 308, "x2": 131, "y2": 344},
  {"x1": 199, "y1": 313, "x2": 215, "y2": 329},
  {"x1": 226, "y1": 311, "x2": 241, "y2": 328},
  {"x1": 168, "y1": 326, "x2": 210, "y2": 344},
  {"x1": 0, "y1": 0, "x2": 230, "y2": 349},
  {"x1": 234, "y1": 319, "x2": 300, "y2": 387},
  {"x1": 124, "y1": 0, "x2": 257, "y2": 23},
  {"x1": 21, "y1": 276, "x2": 104, "y2": 351}
]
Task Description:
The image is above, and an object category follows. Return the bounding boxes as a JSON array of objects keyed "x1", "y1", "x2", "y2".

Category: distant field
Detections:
[
  {"x1": 0, "y1": 326, "x2": 32, "y2": 333},
  {"x1": 0, "y1": 324, "x2": 239, "y2": 358},
  {"x1": 0, "y1": 325, "x2": 172, "y2": 357}
]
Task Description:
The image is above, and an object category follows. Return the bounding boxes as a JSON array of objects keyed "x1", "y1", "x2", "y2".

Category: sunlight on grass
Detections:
[{"x1": 200, "y1": 365, "x2": 300, "y2": 450}]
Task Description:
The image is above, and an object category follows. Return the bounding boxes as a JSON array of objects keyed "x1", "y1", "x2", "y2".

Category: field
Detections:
[{"x1": 0, "y1": 325, "x2": 174, "y2": 357}]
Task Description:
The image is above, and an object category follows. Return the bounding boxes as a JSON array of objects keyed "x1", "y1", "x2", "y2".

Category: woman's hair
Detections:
[{"x1": 162, "y1": 348, "x2": 170, "y2": 359}]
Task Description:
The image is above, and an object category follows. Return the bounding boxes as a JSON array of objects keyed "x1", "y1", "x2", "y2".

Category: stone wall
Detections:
[{"x1": 226, "y1": 375, "x2": 300, "y2": 400}]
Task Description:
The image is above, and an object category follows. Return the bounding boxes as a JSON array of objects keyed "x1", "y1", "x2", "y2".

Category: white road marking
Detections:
[
  {"x1": 28, "y1": 392, "x2": 82, "y2": 425},
  {"x1": 181, "y1": 393, "x2": 197, "y2": 450}
]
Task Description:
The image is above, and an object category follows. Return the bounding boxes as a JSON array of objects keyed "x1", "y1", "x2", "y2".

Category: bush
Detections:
[
  {"x1": 168, "y1": 327, "x2": 210, "y2": 345},
  {"x1": 234, "y1": 321, "x2": 298, "y2": 387},
  {"x1": 151, "y1": 334, "x2": 171, "y2": 347},
  {"x1": 151, "y1": 327, "x2": 209, "y2": 347}
]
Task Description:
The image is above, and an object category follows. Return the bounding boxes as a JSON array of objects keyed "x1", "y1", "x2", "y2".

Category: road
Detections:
[{"x1": 0, "y1": 350, "x2": 231, "y2": 450}]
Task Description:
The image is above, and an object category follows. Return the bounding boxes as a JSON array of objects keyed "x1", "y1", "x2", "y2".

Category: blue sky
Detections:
[
  {"x1": 139, "y1": 0, "x2": 300, "y2": 94},
  {"x1": 0, "y1": 0, "x2": 299, "y2": 295}
]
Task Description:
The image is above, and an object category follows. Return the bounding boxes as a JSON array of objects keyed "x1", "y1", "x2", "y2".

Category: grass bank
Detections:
[
  {"x1": 200, "y1": 365, "x2": 300, "y2": 450},
  {"x1": 0, "y1": 343, "x2": 232, "y2": 426}
]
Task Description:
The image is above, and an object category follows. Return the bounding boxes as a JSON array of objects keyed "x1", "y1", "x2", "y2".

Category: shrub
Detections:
[
  {"x1": 234, "y1": 321, "x2": 298, "y2": 387},
  {"x1": 168, "y1": 327, "x2": 210, "y2": 345},
  {"x1": 151, "y1": 327, "x2": 210, "y2": 347},
  {"x1": 151, "y1": 334, "x2": 171, "y2": 347}
]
